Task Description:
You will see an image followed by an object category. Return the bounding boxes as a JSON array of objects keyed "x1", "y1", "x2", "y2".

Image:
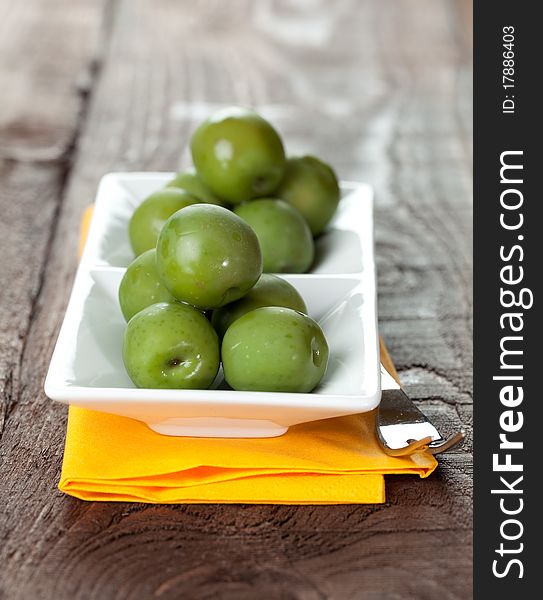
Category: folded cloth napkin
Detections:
[{"x1": 58, "y1": 206, "x2": 437, "y2": 504}]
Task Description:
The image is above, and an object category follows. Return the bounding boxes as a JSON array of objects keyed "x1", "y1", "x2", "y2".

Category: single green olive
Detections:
[
  {"x1": 156, "y1": 204, "x2": 263, "y2": 309},
  {"x1": 276, "y1": 155, "x2": 340, "y2": 236},
  {"x1": 118, "y1": 249, "x2": 177, "y2": 321},
  {"x1": 222, "y1": 306, "x2": 329, "y2": 393},
  {"x1": 211, "y1": 273, "x2": 307, "y2": 338},
  {"x1": 190, "y1": 106, "x2": 286, "y2": 204},
  {"x1": 129, "y1": 188, "x2": 200, "y2": 256},
  {"x1": 234, "y1": 198, "x2": 314, "y2": 273},
  {"x1": 166, "y1": 170, "x2": 228, "y2": 207},
  {"x1": 123, "y1": 302, "x2": 220, "y2": 389}
]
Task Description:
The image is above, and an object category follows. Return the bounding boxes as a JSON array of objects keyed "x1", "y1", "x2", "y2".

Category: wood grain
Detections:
[{"x1": 0, "y1": 0, "x2": 473, "y2": 598}]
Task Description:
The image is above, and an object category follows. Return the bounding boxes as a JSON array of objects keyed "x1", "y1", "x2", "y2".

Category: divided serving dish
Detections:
[{"x1": 44, "y1": 173, "x2": 380, "y2": 438}]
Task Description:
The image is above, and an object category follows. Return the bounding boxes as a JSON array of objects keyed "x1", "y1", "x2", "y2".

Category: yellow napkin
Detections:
[{"x1": 58, "y1": 206, "x2": 437, "y2": 504}]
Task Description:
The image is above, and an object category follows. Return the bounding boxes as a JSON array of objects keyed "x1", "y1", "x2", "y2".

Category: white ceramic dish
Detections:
[{"x1": 45, "y1": 173, "x2": 380, "y2": 438}]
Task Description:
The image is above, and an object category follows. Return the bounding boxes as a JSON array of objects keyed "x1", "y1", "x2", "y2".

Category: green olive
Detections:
[
  {"x1": 234, "y1": 199, "x2": 314, "y2": 273},
  {"x1": 211, "y1": 273, "x2": 307, "y2": 338},
  {"x1": 118, "y1": 249, "x2": 176, "y2": 321},
  {"x1": 123, "y1": 302, "x2": 220, "y2": 389},
  {"x1": 276, "y1": 156, "x2": 340, "y2": 236},
  {"x1": 191, "y1": 107, "x2": 286, "y2": 204},
  {"x1": 222, "y1": 307, "x2": 329, "y2": 393},
  {"x1": 166, "y1": 170, "x2": 227, "y2": 207},
  {"x1": 129, "y1": 188, "x2": 200, "y2": 256},
  {"x1": 156, "y1": 204, "x2": 263, "y2": 309}
]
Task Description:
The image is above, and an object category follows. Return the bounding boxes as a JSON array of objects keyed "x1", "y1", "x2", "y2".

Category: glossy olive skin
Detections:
[
  {"x1": 234, "y1": 199, "x2": 314, "y2": 273},
  {"x1": 129, "y1": 188, "x2": 200, "y2": 256},
  {"x1": 118, "y1": 249, "x2": 176, "y2": 321},
  {"x1": 222, "y1": 307, "x2": 329, "y2": 393},
  {"x1": 123, "y1": 302, "x2": 220, "y2": 389},
  {"x1": 190, "y1": 107, "x2": 286, "y2": 204},
  {"x1": 276, "y1": 156, "x2": 340, "y2": 236},
  {"x1": 156, "y1": 204, "x2": 263, "y2": 309},
  {"x1": 166, "y1": 170, "x2": 227, "y2": 207},
  {"x1": 211, "y1": 273, "x2": 307, "y2": 338}
]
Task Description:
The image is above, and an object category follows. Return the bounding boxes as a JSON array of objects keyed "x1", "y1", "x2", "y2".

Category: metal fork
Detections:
[{"x1": 377, "y1": 364, "x2": 465, "y2": 457}]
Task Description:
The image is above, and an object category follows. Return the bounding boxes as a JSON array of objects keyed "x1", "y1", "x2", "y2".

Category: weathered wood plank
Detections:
[
  {"x1": 0, "y1": 0, "x2": 473, "y2": 598},
  {"x1": 0, "y1": 0, "x2": 110, "y2": 159},
  {"x1": 0, "y1": 0, "x2": 108, "y2": 400},
  {"x1": 0, "y1": 0, "x2": 109, "y2": 443},
  {"x1": 0, "y1": 0, "x2": 111, "y2": 595}
]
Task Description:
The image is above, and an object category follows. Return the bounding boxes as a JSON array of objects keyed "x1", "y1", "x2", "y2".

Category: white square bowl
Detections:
[{"x1": 45, "y1": 173, "x2": 380, "y2": 437}]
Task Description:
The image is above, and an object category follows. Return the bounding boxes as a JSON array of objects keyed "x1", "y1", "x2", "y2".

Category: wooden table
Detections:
[{"x1": 0, "y1": 1, "x2": 472, "y2": 597}]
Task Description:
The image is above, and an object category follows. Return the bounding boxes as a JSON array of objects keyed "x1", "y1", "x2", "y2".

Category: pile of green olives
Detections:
[{"x1": 121, "y1": 107, "x2": 338, "y2": 394}]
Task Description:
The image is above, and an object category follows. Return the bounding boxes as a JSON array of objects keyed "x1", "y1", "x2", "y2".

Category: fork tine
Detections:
[
  {"x1": 377, "y1": 434, "x2": 434, "y2": 457},
  {"x1": 427, "y1": 430, "x2": 466, "y2": 455}
]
